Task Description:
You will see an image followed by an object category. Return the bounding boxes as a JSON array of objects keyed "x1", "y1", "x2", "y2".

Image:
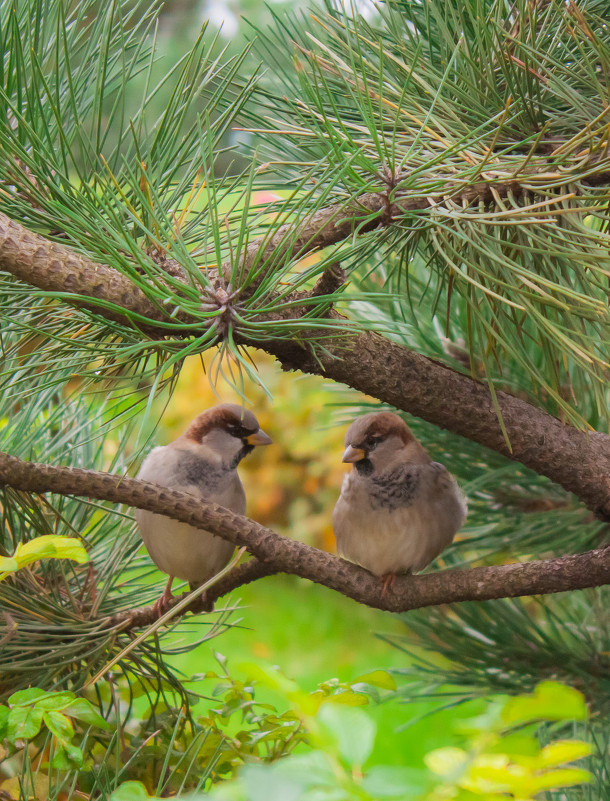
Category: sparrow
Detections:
[
  {"x1": 332, "y1": 411, "x2": 467, "y2": 595},
  {"x1": 135, "y1": 403, "x2": 272, "y2": 613}
]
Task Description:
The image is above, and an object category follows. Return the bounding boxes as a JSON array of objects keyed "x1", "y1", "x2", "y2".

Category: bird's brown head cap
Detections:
[
  {"x1": 342, "y1": 411, "x2": 414, "y2": 464},
  {"x1": 185, "y1": 403, "x2": 271, "y2": 447}
]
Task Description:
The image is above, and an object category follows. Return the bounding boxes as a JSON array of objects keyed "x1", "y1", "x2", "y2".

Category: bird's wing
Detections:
[{"x1": 427, "y1": 461, "x2": 468, "y2": 522}]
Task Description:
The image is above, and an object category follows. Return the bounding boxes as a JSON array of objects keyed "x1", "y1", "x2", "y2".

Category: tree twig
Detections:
[
  {"x1": 107, "y1": 559, "x2": 278, "y2": 632},
  {"x1": 0, "y1": 451, "x2": 608, "y2": 629}
]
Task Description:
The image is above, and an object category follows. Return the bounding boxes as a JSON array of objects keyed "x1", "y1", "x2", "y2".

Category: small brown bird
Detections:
[
  {"x1": 136, "y1": 403, "x2": 272, "y2": 613},
  {"x1": 332, "y1": 411, "x2": 467, "y2": 595}
]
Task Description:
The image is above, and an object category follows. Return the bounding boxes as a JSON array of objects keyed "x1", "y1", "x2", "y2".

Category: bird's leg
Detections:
[
  {"x1": 380, "y1": 572, "x2": 396, "y2": 599},
  {"x1": 152, "y1": 576, "x2": 174, "y2": 616}
]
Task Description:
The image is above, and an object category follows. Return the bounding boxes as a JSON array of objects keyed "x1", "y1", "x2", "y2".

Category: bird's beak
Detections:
[
  {"x1": 342, "y1": 444, "x2": 366, "y2": 463},
  {"x1": 246, "y1": 429, "x2": 272, "y2": 446}
]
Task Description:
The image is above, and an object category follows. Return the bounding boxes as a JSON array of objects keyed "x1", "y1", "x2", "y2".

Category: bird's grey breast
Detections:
[
  {"x1": 367, "y1": 464, "x2": 421, "y2": 511},
  {"x1": 172, "y1": 452, "x2": 227, "y2": 495}
]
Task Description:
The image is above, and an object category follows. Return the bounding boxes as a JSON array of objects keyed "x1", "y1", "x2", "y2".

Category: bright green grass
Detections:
[{"x1": 165, "y1": 575, "x2": 478, "y2": 769}]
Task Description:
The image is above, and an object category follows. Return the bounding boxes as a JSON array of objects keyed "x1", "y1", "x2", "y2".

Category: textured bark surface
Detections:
[
  {"x1": 1, "y1": 452, "x2": 608, "y2": 629},
  {"x1": 0, "y1": 211, "x2": 166, "y2": 323}
]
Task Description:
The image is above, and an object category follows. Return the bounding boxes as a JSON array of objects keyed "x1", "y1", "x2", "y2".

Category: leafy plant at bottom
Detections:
[
  {"x1": 104, "y1": 663, "x2": 395, "y2": 801},
  {"x1": 183, "y1": 679, "x2": 589, "y2": 801},
  {"x1": 424, "y1": 682, "x2": 592, "y2": 800},
  {"x1": 197, "y1": 658, "x2": 395, "y2": 776},
  {"x1": 0, "y1": 661, "x2": 392, "y2": 799},
  {"x1": 0, "y1": 688, "x2": 109, "y2": 772}
]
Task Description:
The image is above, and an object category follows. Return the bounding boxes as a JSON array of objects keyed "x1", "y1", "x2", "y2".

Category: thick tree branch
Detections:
[
  {"x1": 0, "y1": 212, "x2": 168, "y2": 324},
  {"x1": 0, "y1": 452, "x2": 608, "y2": 629},
  {"x1": 1, "y1": 196, "x2": 609, "y2": 519},
  {"x1": 263, "y1": 324, "x2": 610, "y2": 520}
]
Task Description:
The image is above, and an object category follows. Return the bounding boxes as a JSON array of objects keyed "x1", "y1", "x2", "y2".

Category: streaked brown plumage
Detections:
[
  {"x1": 136, "y1": 403, "x2": 271, "y2": 612},
  {"x1": 332, "y1": 411, "x2": 467, "y2": 594}
]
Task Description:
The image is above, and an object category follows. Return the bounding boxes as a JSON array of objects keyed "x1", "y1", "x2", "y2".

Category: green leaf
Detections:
[
  {"x1": 539, "y1": 740, "x2": 593, "y2": 767},
  {"x1": 424, "y1": 747, "x2": 469, "y2": 779},
  {"x1": 110, "y1": 781, "x2": 158, "y2": 801},
  {"x1": 14, "y1": 535, "x2": 89, "y2": 568},
  {"x1": 325, "y1": 691, "x2": 368, "y2": 706},
  {"x1": 63, "y1": 742, "x2": 84, "y2": 768},
  {"x1": 50, "y1": 742, "x2": 83, "y2": 770},
  {"x1": 532, "y1": 768, "x2": 592, "y2": 791},
  {"x1": 8, "y1": 688, "x2": 47, "y2": 706},
  {"x1": 487, "y1": 733, "x2": 539, "y2": 758},
  {"x1": 467, "y1": 756, "x2": 518, "y2": 791},
  {"x1": 43, "y1": 711, "x2": 74, "y2": 744},
  {"x1": 63, "y1": 698, "x2": 110, "y2": 729},
  {"x1": 317, "y1": 704, "x2": 376, "y2": 767},
  {"x1": 350, "y1": 670, "x2": 397, "y2": 691},
  {"x1": 502, "y1": 682, "x2": 588, "y2": 725},
  {"x1": 0, "y1": 705, "x2": 9, "y2": 739},
  {"x1": 35, "y1": 692, "x2": 76, "y2": 711},
  {"x1": 7, "y1": 705, "x2": 44, "y2": 741},
  {"x1": 13, "y1": 537, "x2": 57, "y2": 563},
  {"x1": 0, "y1": 556, "x2": 19, "y2": 574}
]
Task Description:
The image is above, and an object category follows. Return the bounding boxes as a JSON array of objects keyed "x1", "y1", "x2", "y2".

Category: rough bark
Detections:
[
  {"x1": 0, "y1": 452, "x2": 608, "y2": 628},
  {"x1": 0, "y1": 211, "x2": 166, "y2": 324}
]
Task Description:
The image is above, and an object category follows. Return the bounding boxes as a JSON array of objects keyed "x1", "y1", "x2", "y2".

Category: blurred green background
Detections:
[{"x1": 166, "y1": 578, "x2": 479, "y2": 769}]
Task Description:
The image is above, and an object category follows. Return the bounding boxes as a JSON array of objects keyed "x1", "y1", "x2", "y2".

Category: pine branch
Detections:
[
  {"x1": 0, "y1": 212, "x2": 168, "y2": 325},
  {"x1": 0, "y1": 451, "x2": 609, "y2": 627},
  {"x1": 5, "y1": 147, "x2": 610, "y2": 310},
  {"x1": 1, "y1": 210, "x2": 609, "y2": 518}
]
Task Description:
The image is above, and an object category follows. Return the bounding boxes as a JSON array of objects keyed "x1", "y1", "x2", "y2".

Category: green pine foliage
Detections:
[
  {"x1": 0, "y1": 0, "x2": 608, "y2": 799},
  {"x1": 245, "y1": 0, "x2": 610, "y2": 426}
]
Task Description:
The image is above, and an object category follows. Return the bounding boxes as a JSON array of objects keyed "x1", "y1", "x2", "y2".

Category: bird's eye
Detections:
[
  {"x1": 366, "y1": 435, "x2": 383, "y2": 449},
  {"x1": 227, "y1": 422, "x2": 250, "y2": 439}
]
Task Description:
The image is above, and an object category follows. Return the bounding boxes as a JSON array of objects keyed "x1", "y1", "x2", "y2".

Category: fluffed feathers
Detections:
[
  {"x1": 136, "y1": 403, "x2": 271, "y2": 587},
  {"x1": 333, "y1": 411, "x2": 466, "y2": 579}
]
